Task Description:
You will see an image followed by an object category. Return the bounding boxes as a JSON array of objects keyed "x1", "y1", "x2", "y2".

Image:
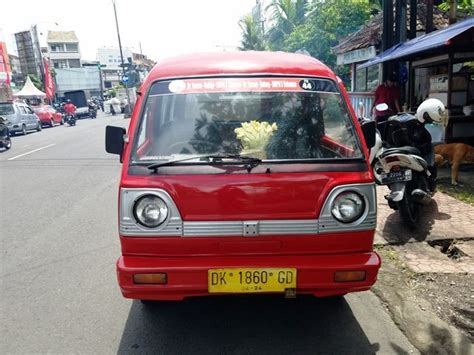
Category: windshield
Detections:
[
  {"x1": 0, "y1": 104, "x2": 15, "y2": 115},
  {"x1": 131, "y1": 77, "x2": 363, "y2": 165}
]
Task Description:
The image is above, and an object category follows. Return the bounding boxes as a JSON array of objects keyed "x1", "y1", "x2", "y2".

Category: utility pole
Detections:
[{"x1": 112, "y1": 0, "x2": 131, "y2": 117}]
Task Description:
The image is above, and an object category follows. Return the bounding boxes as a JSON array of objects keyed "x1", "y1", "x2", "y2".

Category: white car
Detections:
[{"x1": 0, "y1": 102, "x2": 42, "y2": 135}]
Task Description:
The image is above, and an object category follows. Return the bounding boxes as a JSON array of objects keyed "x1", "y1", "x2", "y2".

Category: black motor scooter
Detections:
[
  {"x1": 65, "y1": 113, "x2": 77, "y2": 126},
  {"x1": 0, "y1": 116, "x2": 12, "y2": 150}
]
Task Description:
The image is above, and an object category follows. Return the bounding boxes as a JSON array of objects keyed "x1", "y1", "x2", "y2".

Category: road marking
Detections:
[{"x1": 7, "y1": 144, "x2": 56, "y2": 161}]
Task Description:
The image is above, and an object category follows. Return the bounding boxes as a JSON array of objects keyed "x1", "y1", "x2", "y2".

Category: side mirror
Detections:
[
  {"x1": 360, "y1": 120, "x2": 376, "y2": 149},
  {"x1": 105, "y1": 125, "x2": 126, "y2": 162}
]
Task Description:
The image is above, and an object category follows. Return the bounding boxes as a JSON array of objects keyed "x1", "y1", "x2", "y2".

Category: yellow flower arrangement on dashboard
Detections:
[{"x1": 234, "y1": 120, "x2": 278, "y2": 159}]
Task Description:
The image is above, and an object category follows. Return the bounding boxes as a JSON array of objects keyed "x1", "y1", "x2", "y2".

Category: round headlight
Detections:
[
  {"x1": 331, "y1": 191, "x2": 365, "y2": 223},
  {"x1": 134, "y1": 195, "x2": 168, "y2": 228}
]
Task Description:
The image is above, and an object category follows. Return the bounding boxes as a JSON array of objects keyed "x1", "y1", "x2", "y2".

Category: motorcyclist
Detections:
[
  {"x1": 0, "y1": 116, "x2": 12, "y2": 150},
  {"x1": 64, "y1": 99, "x2": 76, "y2": 115},
  {"x1": 87, "y1": 99, "x2": 97, "y2": 118}
]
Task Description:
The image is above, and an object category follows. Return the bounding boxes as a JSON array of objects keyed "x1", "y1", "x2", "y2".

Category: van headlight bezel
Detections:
[
  {"x1": 331, "y1": 191, "x2": 366, "y2": 224},
  {"x1": 133, "y1": 194, "x2": 169, "y2": 228}
]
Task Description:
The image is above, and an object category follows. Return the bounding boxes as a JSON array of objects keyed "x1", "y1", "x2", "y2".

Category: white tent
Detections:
[{"x1": 14, "y1": 76, "x2": 46, "y2": 98}]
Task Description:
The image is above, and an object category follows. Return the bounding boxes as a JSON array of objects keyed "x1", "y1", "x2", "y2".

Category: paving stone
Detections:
[
  {"x1": 375, "y1": 186, "x2": 474, "y2": 245},
  {"x1": 456, "y1": 240, "x2": 474, "y2": 257},
  {"x1": 391, "y1": 243, "x2": 473, "y2": 274}
]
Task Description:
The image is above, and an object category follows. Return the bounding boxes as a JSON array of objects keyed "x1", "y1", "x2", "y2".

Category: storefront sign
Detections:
[{"x1": 337, "y1": 46, "x2": 376, "y2": 65}]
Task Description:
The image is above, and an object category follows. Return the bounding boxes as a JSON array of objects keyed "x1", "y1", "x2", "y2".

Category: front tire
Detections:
[
  {"x1": 4, "y1": 137, "x2": 11, "y2": 150},
  {"x1": 21, "y1": 124, "x2": 27, "y2": 135},
  {"x1": 36, "y1": 122, "x2": 42, "y2": 132}
]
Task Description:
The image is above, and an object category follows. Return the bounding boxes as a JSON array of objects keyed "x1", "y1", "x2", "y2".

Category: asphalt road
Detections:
[{"x1": 0, "y1": 112, "x2": 418, "y2": 354}]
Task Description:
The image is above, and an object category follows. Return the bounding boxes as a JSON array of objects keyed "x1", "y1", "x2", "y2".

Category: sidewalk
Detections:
[
  {"x1": 373, "y1": 186, "x2": 474, "y2": 345},
  {"x1": 374, "y1": 186, "x2": 474, "y2": 245}
]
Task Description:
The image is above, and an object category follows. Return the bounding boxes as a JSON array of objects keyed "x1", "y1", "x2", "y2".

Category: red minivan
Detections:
[{"x1": 106, "y1": 51, "x2": 380, "y2": 301}]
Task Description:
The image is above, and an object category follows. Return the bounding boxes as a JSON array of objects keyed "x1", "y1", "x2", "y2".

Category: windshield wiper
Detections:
[{"x1": 147, "y1": 153, "x2": 262, "y2": 173}]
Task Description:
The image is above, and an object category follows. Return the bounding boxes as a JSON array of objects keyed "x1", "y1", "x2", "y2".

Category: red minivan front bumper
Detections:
[{"x1": 117, "y1": 251, "x2": 381, "y2": 301}]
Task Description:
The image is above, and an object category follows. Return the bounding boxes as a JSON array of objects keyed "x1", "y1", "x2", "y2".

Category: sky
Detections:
[{"x1": 0, "y1": 0, "x2": 257, "y2": 61}]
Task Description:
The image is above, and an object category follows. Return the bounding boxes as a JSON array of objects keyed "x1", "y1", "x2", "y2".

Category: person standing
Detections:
[{"x1": 372, "y1": 73, "x2": 401, "y2": 137}]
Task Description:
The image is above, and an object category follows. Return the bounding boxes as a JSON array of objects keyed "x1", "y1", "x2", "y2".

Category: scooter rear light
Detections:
[
  {"x1": 385, "y1": 156, "x2": 400, "y2": 163},
  {"x1": 391, "y1": 165, "x2": 401, "y2": 172}
]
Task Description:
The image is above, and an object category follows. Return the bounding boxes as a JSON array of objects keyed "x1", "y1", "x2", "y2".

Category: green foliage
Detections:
[
  {"x1": 108, "y1": 85, "x2": 124, "y2": 98},
  {"x1": 239, "y1": 0, "x2": 377, "y2": 77},
  {"x1": 439, "y1": 0, "x2": 473, "y2": 16},
  {"x1": 28, "y1": 75, "x2": 43, "y2": 91},
  {"x1": 265, "y1": 0, "x2": 308, "y2": 50},
  {"x1": 239, "y1": 14, "x2": 266, "y2": 50},
  {"x1": 281, "y1": 0, "x2": 374, "y2": 76}
]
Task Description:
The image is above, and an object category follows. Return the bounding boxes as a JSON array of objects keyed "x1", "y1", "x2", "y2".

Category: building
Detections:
[
  {"x1": 97, "y1": 47, "x2": 133, "y2": 88},
  {"x1": 96, "y1": 47, "x2": 155, "y2": 89},
  {"x1": 55, "y1": 67, "x2": 101, "y2": 98},
  {"x1": 333, "y1": 1, "x2": 473, "y2": 145},
  {"x1": 132, "y1": 52, "x2": 155, "y2": 73},
  {"x1": 47, "y1": 31, "x2": 81, "y2": 69},
  {"x1": 15, "y1": 28, "x2": 43, "y2": 79},
  {"x1": 8, "y1": 54, "x2": 22, "y2": 88},
  {"x1": 332, "y1": 3, "x2": 453, "y2": 99}
]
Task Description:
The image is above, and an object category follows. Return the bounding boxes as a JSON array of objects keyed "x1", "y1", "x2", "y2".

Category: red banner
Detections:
[
  {"x1": 44, "y1": 58, "x2": 55, "y2": 100},
  {"x1": 0, "y1": 42, "x2": 10, "y2": 85}
]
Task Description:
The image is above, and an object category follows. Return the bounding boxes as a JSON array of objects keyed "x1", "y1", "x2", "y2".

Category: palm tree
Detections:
[
  {"x1": 265, "y1": 0, "x2": 307, "y2": 50},
  {"x1": 239, "y1": 14, "x2": 266, "y2": 51}
]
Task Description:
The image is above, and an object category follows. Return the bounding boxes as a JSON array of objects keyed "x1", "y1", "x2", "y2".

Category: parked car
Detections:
[
  {"x1": 33, "y1": 105, "x2": 64, "y2": 127},
  {"x1": 0, "y1": 102, "x2": 42, "y2": 135}
]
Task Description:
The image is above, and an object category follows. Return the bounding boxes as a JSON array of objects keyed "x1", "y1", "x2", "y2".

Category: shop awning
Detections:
[{"x1": 358, "y1": 17, "x2": 474, "y2": 69}]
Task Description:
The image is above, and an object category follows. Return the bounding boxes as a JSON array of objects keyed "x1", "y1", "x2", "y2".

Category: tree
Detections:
[
  {"x1": 239, "y1": 14, "x2": 266, "y2": 50},
  {"x1": 439, "y1": 0, "x2": 473, "y2": 16},
  {"x1": 28, "y1": 74, "x2": 44, "y2": 91},
  {"x1": 265, "y1": 0, "x2": 308, "y2": 50},
  {"x1": 256, "y1": 0, "x2": 374, "y2": 76}
]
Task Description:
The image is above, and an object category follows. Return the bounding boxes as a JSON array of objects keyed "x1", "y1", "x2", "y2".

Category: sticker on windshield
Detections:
[
  {"x1": 152, "y1": 77, "x2": 337, "y2": 96},
  {"x1": 300, "y1": 79, "x2": 315, "y2": 90},
  {"x1": 168, "y1": 80, "x2": 186, "y2": 93}
]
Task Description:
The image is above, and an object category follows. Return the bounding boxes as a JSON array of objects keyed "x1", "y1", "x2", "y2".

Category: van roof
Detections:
[{"x1": 145, "y1": 51, "x2": 336, "y2": 84}]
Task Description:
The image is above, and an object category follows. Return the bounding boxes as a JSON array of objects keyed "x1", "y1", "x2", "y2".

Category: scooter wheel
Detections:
[{"x1": 397, "y1": 193, "x2": 419, "y2": 229}]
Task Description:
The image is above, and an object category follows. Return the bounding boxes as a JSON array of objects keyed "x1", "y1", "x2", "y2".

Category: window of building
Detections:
[
  {"x1": 53, "y1": 60, "x2": 68, "y2": 69},
  {"x1": 65, "y1": 43, "x2": 78, "y2": 52},
  {"x1": 68, "y1": 59, "x2": 81, "y2": 68},
  {"x1": 50, "y1": 43, "x2": 63, "y2": 52},
  {"x1": 355, "y1": 64, "x2": 380, "y2": 92},
  {"x1": 355, "y1": 67, "x2": 367, "y2": 92}
]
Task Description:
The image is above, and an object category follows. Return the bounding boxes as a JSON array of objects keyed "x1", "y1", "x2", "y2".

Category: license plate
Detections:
[
  {"x1": 381, "y1": 169, "x2": 412, "y2": 184},
  {"x1": 208, "y1": 268, "x2": 296, "y2": 293}
]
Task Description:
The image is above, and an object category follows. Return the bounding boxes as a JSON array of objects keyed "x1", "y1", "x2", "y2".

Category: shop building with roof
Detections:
[{"x1": 333, "y1": 1, "x2": 473, "y2": 145}]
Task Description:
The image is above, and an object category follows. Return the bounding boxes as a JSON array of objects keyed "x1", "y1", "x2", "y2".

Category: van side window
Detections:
[
  {"x1": 137, "y1": 106, "x2": 148, "y2": 148},
  {"x1": 19, "y1": 106, "x2": 28, "y2": 115},
  {"x1": 26, "y1": 107, "x2": 34, "y2": 114}
]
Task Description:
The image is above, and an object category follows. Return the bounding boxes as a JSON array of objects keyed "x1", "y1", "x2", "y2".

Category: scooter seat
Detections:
[{"x1": 380, "y1": 146, "x2": 421, "y2": 158}]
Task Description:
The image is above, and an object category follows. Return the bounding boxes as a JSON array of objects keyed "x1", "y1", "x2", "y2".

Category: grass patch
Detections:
[{"x1": 436, "y1": 179, "x2": 474, "y2": 206}]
